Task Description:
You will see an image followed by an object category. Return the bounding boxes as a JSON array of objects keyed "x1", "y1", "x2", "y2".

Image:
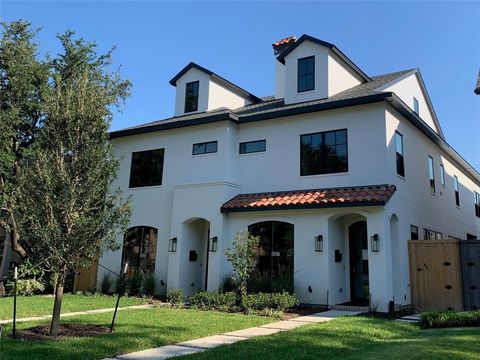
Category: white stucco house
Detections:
[{"x1": 99, "y1": 34, "x2": 480, "y2": 312}]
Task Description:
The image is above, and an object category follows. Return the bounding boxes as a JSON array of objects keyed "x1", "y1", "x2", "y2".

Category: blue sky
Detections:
[{"x1": 1, "y1": 1, "x2": 479, "y2": 169}]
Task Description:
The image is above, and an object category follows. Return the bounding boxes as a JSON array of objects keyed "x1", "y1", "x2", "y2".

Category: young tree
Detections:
[
  {"x1": 0, "y1": 21, "x2": 50, "y2": 294},
  {"x1": 16, "y1": 31, "x2": 132, "y2": 335},
  {"x1": 224, "y1": 231, "x2": 260, "y2": 306}
]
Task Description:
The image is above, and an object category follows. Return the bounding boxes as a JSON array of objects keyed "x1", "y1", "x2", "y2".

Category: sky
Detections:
[{"x1": 1, "y1": 1, "x2": 479, "y2": 170}]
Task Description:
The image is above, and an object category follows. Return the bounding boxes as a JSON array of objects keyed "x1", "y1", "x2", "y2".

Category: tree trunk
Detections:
[{"x1": 50, "y1": 266, "x2": 66, "y2": 336}]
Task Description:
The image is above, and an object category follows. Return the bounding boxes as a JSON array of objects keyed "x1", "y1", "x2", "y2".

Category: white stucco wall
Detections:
[
  {"x1": 208, "y1": 79, "x2": 250, "y2": 111},
  {"x1": 327, "y1": 53, "x2": 363, "y2": 97}
]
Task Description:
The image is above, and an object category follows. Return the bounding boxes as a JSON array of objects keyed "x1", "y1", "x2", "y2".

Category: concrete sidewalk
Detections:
[
  {"x1": 0, "y1": 304, "x2": 154, "y2": 325},
  {"x1": 110, "y1": 310, "x2": 360, "y2": 360}
]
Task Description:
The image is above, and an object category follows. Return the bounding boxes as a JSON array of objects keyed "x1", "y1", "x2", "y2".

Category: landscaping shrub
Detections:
[
  {"x1": 100, "y1": 274, "x2": 113, "y2": 294},
  {"x1": 242, "y1": 291, "x2": 299, "y2": 312},
  {"x1": 8, "y1": 278, "x2": 45, "y2": 296},
  {"x1": 5, "y1": 260, "x2": 46, "y2": 296},
  {"x1": 420, "y1": 310, "x2": 480, "y2": 329},
  {"x1": 115, "y1": 276, "x2": 127, "y2": 295},
  {"x1": 142, "y1": 273, "x2": 156, "y2": 297},
  {"x1": 220, "y1": 275, "x2": 238, "y2": 293},
  {"x1": 167, "y1": 288, "x2": 185, "y2": 306},
  {"x1": 190, "y1": 291, "x2": 237, "y2": 312},
  {"x1": 127, "y1": 273, "x2": 143, "y2": 296}
]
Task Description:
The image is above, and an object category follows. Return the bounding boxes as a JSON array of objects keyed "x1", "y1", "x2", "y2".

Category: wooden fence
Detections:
[
  {"x1": 408, "y1": 240, "x2": 480, "y2": 311},
  {"x1": 73, "y1": 257, "x2": 99, "y2": 292}
]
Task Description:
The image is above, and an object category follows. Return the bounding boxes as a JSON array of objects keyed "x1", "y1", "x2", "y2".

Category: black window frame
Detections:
[
  {"x1": 300, "y1": 129, "x2": 348, "y2": 176},
  {"x1": 129, "y1": 148, "x2": 165, "y2": 188},
  {"x1": 424, "y1": 228, "x2": 442, "y2": 240},
  {"x1": 239, "y1": 140, "x2": 266, "y2": 154},
  {"x1": 454, "y1": 175, "x2": 460, "y2": 207},
  {"x1": 413, "y1": 97, "x2": 419, "y2": 115},
  {"x1": 440, "y1": 164, "x2": 446, "y2": 187},
  {"x1": 297, "y1": 56, "x2": 315, "y2": 93},
  {"x1": 192, "y1": 141, "x2": 218, "y2": 155},
  {"x1": 410, "y1": 225, "x2": 419, "y2": 240},
  {"x1": 395, "y1": 131, "x2": 405, "y2": 177},
  {"x1": 475, "y1": 192, "x2": 480, "y2": 218},
  {"x1": 184, "y1": 81, "x2": 199, "y2": 113},
  {"x1": 428, "y1": 156, "x2": 435, "y2": 193}
]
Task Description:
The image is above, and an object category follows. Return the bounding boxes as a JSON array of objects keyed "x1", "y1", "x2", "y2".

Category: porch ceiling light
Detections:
[
  {"x1": 371, "y1": 234, "x2": 380, "y2": 252},
  {"x1": 314, "y1": 235, "x2": 323, "y2": 252},
  {"x1": 168, "y1": 237, "x2": 177, "y2": 252},
  {"x1": 209, "y1": 236, "x2": 218, "y2": 252}
]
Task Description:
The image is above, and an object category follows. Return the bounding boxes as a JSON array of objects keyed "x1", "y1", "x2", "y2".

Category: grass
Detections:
[
  {"x1": 0, "y1": 307, "x2": 273, "y2": 360},
  {"x1": 181, "y1": 316, "x2": 480, "y2": 360},
  {"x1": 0, "y1": 293, "x2": 148, "y2": 320}
]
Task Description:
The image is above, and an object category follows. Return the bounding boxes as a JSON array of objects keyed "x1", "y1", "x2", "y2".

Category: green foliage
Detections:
[
  {"x1": 7, "y1": 278, "x2": 45, "y2": 296},
  {"x1": 190, "y1": 291, "x2": 237, "y2": 312},
  {"x1": 248, "y1": 273, "x2": 294, "y2": 294},
  {"x1": 242, "y1": 291, "x2": 299, "y2": 312},
  {"x1": 142, "y1": 273, "x2": 156, "y2": 297},
  {"x1": 127, "y1": 273, "x2": 143, "y2": 296},
  {"x1": 100, "y1": 274, "x2": 112, "y2": 294},
  {"x1": 224, "y1": 231, "x2": 260, "y2": 304},
  {"x1": 419, "y1": 310, "x2": 480, "y2": 329},
  {"x1": 115, "y1": 276, "x2": 127, "y2": 295},
  {"x1": 5, "y1": 259, "x2": 46, "y2": 295},
  {"x1": 219, "y1": 275, "x2": 238, "y2": 293},
  {"x1": 167, "y1": 288, "x2": 185, "y2": 306}
]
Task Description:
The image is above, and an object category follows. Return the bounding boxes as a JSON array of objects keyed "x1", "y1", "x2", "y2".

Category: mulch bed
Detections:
[{"x1": 11, "y1": 324, "x2": 110, "y2": 340}]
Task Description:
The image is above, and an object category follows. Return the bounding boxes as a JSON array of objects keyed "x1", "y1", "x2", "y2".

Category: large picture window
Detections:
[
  {"x1": 301, "y1": 129, "x2": 348, "y2": 176},
  {"x1": 129, "y1": 149, "x2": 164, "y2": 188},
  {"x1": 122, "y1": 226, "x2": 158, "y2": 278},
  {"x1": 185, "y1": 81, "x2": 199, "y2": 113},
  {"x1": 297, "y1": 56, "x2": 315, "y2": 92}
]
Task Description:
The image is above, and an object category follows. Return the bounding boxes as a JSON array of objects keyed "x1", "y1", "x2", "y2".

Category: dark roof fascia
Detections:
[
  {"x1": 169, "y1": 62, "x2": 261, "y2": 103},
  {"x1": 221, "y1": 201, "x2": 386, "y2": 214},
  {"x1": 385, "y1": 93, "x2": 480, "y2": 186},
  {"x1": 240, "y1": 92, "x2": 390, "y2": 123},
  {"x1": 276, "y1": 34, "x2": 371, "y2": 82},
  {"x1": 110, "y1": 112, "x2": 238, "y2": 139}
]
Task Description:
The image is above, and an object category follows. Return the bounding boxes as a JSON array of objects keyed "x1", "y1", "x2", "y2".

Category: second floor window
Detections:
[
  {"x1": 129, "y1": 148, "x2": 164, "y2": 188},
  {"x1": 301, "y1": 129, "x2": 348, "y2": 176},
  {"x1": 239, "y1": 140, "x2": 266, "y2": 154},
  {"x1": 298, "y1": 56, "x2": 315, "y2": 92},
  {"x1": 410, "y1": 225, "x2": 419, "y2": 240},
  {"x1": 440, "y1": 164, "x2": 445, "y2": 187},
  {"x1": 428, "y1": 156, "x2": 435, "y2": 193},
  {"x1": 475, "y1": 192, "x2": 480, "y2": 218},
  {"x1": 193, "y1": 141, "x2": 218, "y2": 155},
  {"x1": 185, "y1": 81, "x2": 199, "y2": 113},
  {"x1": 395, "y1": 131, "x2": 404, "y2": 177},
  {"x1": 413, "y1": 97, "x2": 419, "y2": 115},
  {"x1": 454, "y1": 175, "x2": 460, "y2": 207},
  {"x1": 424, "y1": 228, "x2": 442, "y2": 240}
]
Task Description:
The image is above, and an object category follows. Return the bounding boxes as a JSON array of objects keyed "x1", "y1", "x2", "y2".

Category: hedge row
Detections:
[{"x1": 420, "y1": 310, "x2": 480, "y2": 328}]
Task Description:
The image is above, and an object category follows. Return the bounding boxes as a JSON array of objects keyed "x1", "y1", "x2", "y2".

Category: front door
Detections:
[{"x1": 349, "y1": 221, "x2": 369, "y2": 305}]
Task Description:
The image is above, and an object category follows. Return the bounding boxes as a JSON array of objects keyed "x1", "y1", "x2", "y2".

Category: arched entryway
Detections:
[
  {"x1": 248, "y1": 221, "x2": 294, "y2": 293},
  {"x1": 122, "y1": 226, "x2": 158, "y2": 279},
  {"x1": 180, "y1": 218, "x2": 210, "y2": 296},
  {"x1": 348, "y1": 220, "x2": 369, "y2": 305}
]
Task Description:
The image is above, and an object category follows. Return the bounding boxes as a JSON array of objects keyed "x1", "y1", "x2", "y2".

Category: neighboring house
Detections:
[{"x1": 99, "y1": 34, "x2": 480, "y2": 312}]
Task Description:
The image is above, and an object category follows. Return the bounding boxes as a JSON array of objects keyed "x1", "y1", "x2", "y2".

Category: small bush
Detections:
[
  {"x1": 190, "y1": 291, "x2": 237, "y2": 312},
  {"x1": 219, "y1": 275, "x2": 238, "y2": 293},
  {"x1": 115, "y1": 276, "x2": 127, "y2": 295},
  {"x1": 7, "y1": 279, "x2": 45, "y2": 296},
  {"x1": 142, "y1": 273, "x2": 156, "y2": 297},
  {"x1": 242, "y1": 291, "x2": 299, "y2": 312},
  {"x1": 167, "y1": 288, "x2": 185, "y2": 306},
  {"x1": 127, "y1": 273, "x2": 143, "y2": 296},
  {"x1": 100, "y1": 274, "x2": 113, "y2": 294},
  {"x1": 420, "y1": 310, "x2": 480, "y2": 329}
]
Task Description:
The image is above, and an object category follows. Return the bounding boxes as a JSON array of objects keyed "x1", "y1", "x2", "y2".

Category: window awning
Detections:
[{"x1": 221, "y1": 184, "x2": 396, "y2": 213}]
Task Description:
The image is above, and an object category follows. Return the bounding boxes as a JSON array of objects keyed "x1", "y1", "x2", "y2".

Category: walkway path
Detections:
[
  {"x1": 0, "y1": 304, "x2": 154, "y2": 325},
  {"x1": 109, "y1": 310, "x2": 361, "y2": 360}
]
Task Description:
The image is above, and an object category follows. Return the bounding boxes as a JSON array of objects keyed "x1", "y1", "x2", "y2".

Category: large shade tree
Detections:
[
  {"x1": 0, "y1": 21, "x2": 50, "y2": 294},
  {"x1": 14, "y1": 30, "x2": 132, "y2": 335}
]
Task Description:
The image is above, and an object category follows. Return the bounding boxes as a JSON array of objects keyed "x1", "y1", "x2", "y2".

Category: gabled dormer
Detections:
[
  {"x1": 170, "y1": 62, "x2": 260, "y2": 116},
  {"x1": 274, "y1": 35, "x2": 370, "y2": 105}
]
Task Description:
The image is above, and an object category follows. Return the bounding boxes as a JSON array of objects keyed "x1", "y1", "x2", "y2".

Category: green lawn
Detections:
[
  {"x1": 0, "y1": 293, "x2": 148, "y2": 320},
  {"x1": 181, "y1": 316, "x2": 480, "y2": 360},
  {"x1": 0, "y1": 307, "x2": 273, "y2": 360}
]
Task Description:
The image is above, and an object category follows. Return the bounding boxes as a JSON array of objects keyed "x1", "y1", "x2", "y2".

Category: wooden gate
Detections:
[
  {"x1": 459, "y1": 241, "x2": 480, "y2": 310},
  {"x1": 408, "y1": 240, "x2": 463, "y2": 311},
  {"x1": 73, "y1": 257, "x2": 99, "y2": 292}
]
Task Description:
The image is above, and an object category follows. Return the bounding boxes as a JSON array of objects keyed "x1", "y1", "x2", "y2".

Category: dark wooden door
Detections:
[{"x1": 349, "y1": 221, "x2": 369, "y2": 304}]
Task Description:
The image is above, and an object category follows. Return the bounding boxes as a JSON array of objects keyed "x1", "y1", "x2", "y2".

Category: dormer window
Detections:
[
  {"x1": 185, "y1": 81, "x2": 199, "y2": 113},
  {"x1": 297, "y1": 56, "x2": 315, "y2": 92}
]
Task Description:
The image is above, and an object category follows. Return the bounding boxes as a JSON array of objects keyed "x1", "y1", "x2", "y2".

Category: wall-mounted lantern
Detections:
[
  {"x1": 314, "y1": 235, "x2": 323, "y2": 252},
  {"x1": 168, "y1": 237, "x2": 177, "y2": 252},
  {"x1": 209, "y1": 236, "x2": 218, "y2": 252},
  {"x1": 370, "y1": 234, "x2": 380, "y2": 252}
]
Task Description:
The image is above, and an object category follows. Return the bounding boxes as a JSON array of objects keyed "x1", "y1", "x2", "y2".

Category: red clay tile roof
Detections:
[
  {"x1": 221, "y1": 185, "x2": 396, "y2": 213},
  {"x1": 272, "y1": 36, "x2": 296, "y2": 47}
]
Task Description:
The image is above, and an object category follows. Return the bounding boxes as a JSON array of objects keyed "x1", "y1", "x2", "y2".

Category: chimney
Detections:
[{"x1": 272, "y1": 36, "x2": 296, "y2": 99}]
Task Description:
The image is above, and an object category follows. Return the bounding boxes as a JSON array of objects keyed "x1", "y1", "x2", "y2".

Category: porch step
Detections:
[{"x1": 331, "y1": 304, "x2": 369, "y2": 312}]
